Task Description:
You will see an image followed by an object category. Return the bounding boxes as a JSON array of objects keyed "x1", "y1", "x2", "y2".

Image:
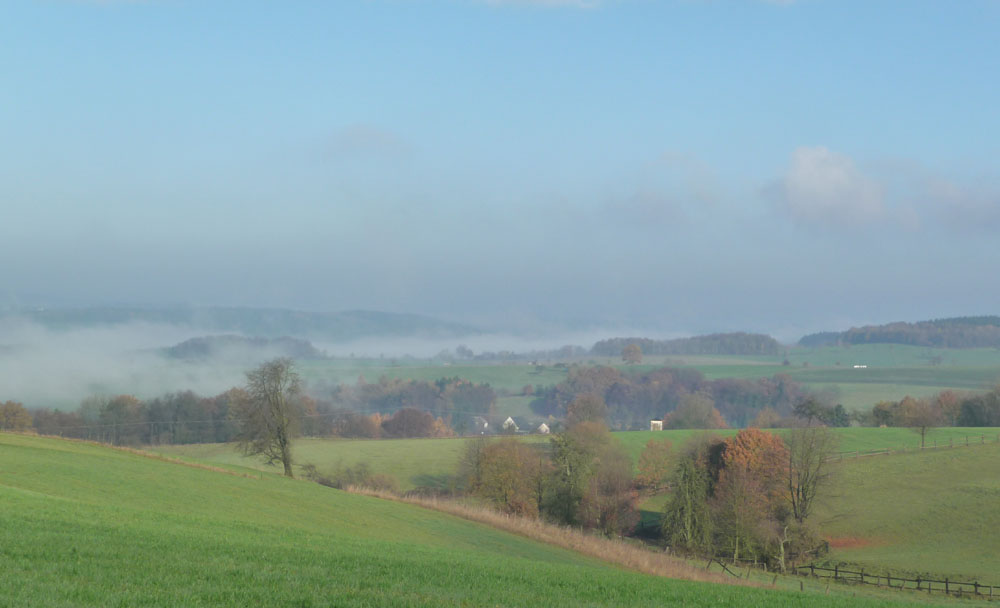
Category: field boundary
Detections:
[
  {"x1": 796, "y1": 564, "x2": 998, "y2": 600},
  {"x1": 830, "y1": 433, "x2": 1000, "y2": 461}
]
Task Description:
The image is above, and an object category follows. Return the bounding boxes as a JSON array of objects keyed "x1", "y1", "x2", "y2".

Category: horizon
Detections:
[{"x1": 3, "y1": 1, "x2": 999, "y2": 342}]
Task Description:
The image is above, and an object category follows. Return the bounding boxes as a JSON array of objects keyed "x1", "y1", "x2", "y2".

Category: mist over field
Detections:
[
  {"x1": 0, "y1": 312, "x2": 671, "y2": 409},
  {"x1": 0, "y1": 318, "x2": 243, "y2": 409}
]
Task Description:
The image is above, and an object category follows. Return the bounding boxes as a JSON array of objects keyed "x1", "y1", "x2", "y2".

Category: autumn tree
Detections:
[
  {"x1": 0, "y1": 400, "x2": 32, "y2": 432},
  {"x1": 565, "y1": 393, "x2": 608, "y2": 428},
  {"x1": 579, "y1": 441, "x2": 639, "y2": 536},
  {"x1": 231, "y1": 358, "x2": 303, "y2": 477},
  {"x1": 635, "y1": 437, "x2": 672, "y2": 491},
  {"x1": 712, "y1": 466, "x2": 771, "y2": 562},
  {"x1": 470, "y1": 439, "x2": 546, "y2": 517},
  {"x1": 663, "y1": 393, "x2": 727, "y2": 429},
  {"x1": 622, "y1": 343, "x2": 642, "y2": 365},
  {"x1": 897, "y1": 396, "x2": 941, "y2": 448}
]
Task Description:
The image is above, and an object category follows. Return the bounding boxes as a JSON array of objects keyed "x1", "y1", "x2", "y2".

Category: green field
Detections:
[
  {"x1": 814, "y1": 442, "x2": 1000, "y2": 582},
  {"x1": 1, "y1": 433, "x2": 938, "y2": 607},
  {"x1": 291, "y1": 344, "x2": 1000, "y2": 421},
  {"x1": 158, "y1": 428, "x2": 1000, "y2": 492}
]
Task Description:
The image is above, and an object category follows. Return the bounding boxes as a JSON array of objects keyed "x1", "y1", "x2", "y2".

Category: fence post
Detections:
[
  {"x1": 834, "y1": 565, "x2": 839, "y2": 581},
  {"x1": 810, "y1": 564, "x2": 815, "y2": 577},
  {"x1": 966, "y1": 435, "x2": 969, "y2": 446},
  {"x1": 975, "y1": 582, "x2": 979, "y2": 595},
  {"x1": 916, "y1": 576, "x2": 921, "y2": 591},
  {"x1": 945, "y1": 578, "x2": 949, "y2": 595}
]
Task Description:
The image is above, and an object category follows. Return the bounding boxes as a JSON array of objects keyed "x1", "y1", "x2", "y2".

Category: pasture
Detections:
[
  {"x1": 158, "y1": 427, "x2": 1000, "y2": 492},
  {"x1": 813, "y1": 442, "x2": 1000, "y2": 582},
  {"x1": 0, "y1": 433, "x2": 932, "y2": 607},
  {"x1": 293, "y1": 344, "x2": 1000, "y2": 420}
]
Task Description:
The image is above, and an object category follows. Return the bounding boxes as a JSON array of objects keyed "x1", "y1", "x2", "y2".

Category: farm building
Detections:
[
  {"x1": 536, "y1": 422, "x2": 550, "y2": 434},
  {"x1": 650, "y1": 419, "x2": 663, "y2": 431},
  {"x1": 502, "y1": 416, "x2": 519, "y2": 433}
]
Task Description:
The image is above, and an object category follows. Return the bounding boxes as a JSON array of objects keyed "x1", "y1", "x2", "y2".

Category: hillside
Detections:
[
  {"x1": 6, "y1": 306, "x2": 478, "y2": 341},
  {"x1": 0, "y1": 433, "x2": 925, "y2": 607},
  {"x1": 799, "y1": 316, "x2": 1000, "y2": 349},
  {"x1": 163, "y1": 334, "x2": 326, "y2": 360}
]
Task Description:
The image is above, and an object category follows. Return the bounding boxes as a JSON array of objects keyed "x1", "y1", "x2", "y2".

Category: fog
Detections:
[
  {"x1": 0, "y1": 316, "x2": 680, "y2": 410},
  {"x1": 0, "y1": 319, "x2": 246, "y2": 409},
  {"x1": 3, "y1": 2, "x2": 998, "y2": 388}
]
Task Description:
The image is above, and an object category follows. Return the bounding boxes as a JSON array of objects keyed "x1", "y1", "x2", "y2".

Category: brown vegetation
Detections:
[{"x1": 346, "y1": 486, "x2": 755, "y2": 588}]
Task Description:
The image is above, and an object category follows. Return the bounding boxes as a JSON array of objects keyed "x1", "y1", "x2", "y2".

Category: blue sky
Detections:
[{"x1": 2, "y1": 0, "x2": 999, "y2": 339}]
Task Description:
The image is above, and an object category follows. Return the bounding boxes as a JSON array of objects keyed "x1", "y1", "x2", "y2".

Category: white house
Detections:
[{"x1": 502, "y1": 416, "x2": 519, "y2": 432}]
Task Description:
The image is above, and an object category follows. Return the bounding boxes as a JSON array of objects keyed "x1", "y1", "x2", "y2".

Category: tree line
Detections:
[
  {"x1": 799, "y1": 316, "x2": 1000, "y2": 348},
  {"x1": 530, "y1": 365, "x2": 810, "y2": 429},
  {"x1": 13, "y1": 369, "x2": 497, "y2": 445},
  {"x1": 592, "y1": 333, "x2": 781, "y2": 357}
]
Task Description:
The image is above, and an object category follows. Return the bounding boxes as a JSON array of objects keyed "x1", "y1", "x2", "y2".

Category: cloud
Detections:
[
  {"x1": 769, "y1": 146, "x2": 886, "y2": 228},
  {"x1": 925, "y1": 177, "x2": 1000, "y2": 233}
]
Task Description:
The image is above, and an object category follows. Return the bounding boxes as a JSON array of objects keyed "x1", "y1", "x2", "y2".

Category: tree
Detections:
[
  {"x1": 784, "y1": 426, "x2": 837, "y2": 523},
  {"x1": 662, "y1": 454, "x2": 713, "y2": 552},
  {"x1": 231, "y1": 358, "x2": 303, "y2": 477},
  {"x1": 471, "y1": 439, "x2": 546, "y2": 517},
  {"x1": 579, "y1": 442, "x2": 639, "y2": 536},
  {"x1": 565, "y1": 393, "x2": 608, "y2": 428},
  {"x1": 635, "y1": 437, "x2": 672, "y2": 491},
  {"x1": 663, "y1": 393, "x2": 727, "y2": 430},
  {"x1": 622, "y1": 343, "x2": 642, "y2": 365},
  {"x1": 896, "y1": 396, "x2": 941, "y2": 448},
  {"x1": 0, "y1": 400, "x2": 32, "y2": 432}
]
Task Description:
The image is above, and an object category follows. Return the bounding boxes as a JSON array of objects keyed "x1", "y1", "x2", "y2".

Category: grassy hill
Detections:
[
  {"x1": 0, "y1": 433, "x2": 932, "y2": 607},
  {"x1": 813, "y1": 441, "x2": 1000, "y2": 582}
]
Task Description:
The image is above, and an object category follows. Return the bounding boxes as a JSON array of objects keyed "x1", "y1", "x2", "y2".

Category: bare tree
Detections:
[
  {"x1": 785, "y1": 426, "x2": 838, "y2": 523},
  {"x1": 232, "y1": 358, "x2": 302, "y2": 477}
]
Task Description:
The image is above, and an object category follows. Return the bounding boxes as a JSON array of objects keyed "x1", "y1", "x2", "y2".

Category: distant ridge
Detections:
[
  {"x1": 164, "y1": 335, "x2": 325, "y2": 360},
  {"x1": 5, "y1": 306, "x2": 479, "y2": 342},
  {"x1": 592, "y1": 332, "x2": 781, "y2": 357},
  {"x1": 799, "y1": 316, "x2": 1000, "y2": 348}
]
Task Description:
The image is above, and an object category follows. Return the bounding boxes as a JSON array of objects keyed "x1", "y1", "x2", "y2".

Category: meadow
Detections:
[
  {"x1": 0, "y1": 432, "x2": 941, "y2": 607},
  {"x1": 809, "y1": 442, "x2": 1000, "y2": 581},
  {"x1": 159, "y1": 427, "x2": 1000, "y2": 492},
  {"x1": 295, "y1": 343, "x2": 1000, "y2": 421}
]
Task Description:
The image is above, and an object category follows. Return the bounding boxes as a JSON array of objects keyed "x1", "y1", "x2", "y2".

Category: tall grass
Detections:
[{"x1": 347, "y1": 486, "x2": 742, "y2": 587}]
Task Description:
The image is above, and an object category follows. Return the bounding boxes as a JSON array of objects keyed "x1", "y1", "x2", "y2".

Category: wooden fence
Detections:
[
  {"x1": 830, "y1": 433, "x2": 1000, "y2": 461},
  {"x1": 796, "y1": 564, "x2": 997, "y2": 599}
]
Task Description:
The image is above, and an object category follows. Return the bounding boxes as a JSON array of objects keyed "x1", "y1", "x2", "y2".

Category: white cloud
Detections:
[{"x1": 771, "y1": 146, "x2": 886, "y2": 228}]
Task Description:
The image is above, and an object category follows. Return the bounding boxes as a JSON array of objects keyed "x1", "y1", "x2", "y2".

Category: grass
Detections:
[
  {"x1": 814, "y1": 441, "x2": 1000, "y2": 582},
  {"x1": 156, "y1": 428, "x2": 1000, "y2": 493},
  {"x1": 1, "y1": 432, "x2": 936, "y2": 607}
]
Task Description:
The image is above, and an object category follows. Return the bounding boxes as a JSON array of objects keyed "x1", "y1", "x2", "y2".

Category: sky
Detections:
[{"x1": 2, "y1": 0, "x2": 999, "y2": 340}]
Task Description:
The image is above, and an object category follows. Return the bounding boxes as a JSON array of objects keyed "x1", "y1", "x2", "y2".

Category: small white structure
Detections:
[
  {"x1": 650, "y1": 419, "x2": 663, "y2": 431},
  {"x1": 536, "y1": 422, "x2": 550, "y2": 435},
  {"x1": 502, "y1": 416, "x2": 519, "y2": 432},
  {"x1": 853, "y1": 364, "x2": 868, "y2": 369}
]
